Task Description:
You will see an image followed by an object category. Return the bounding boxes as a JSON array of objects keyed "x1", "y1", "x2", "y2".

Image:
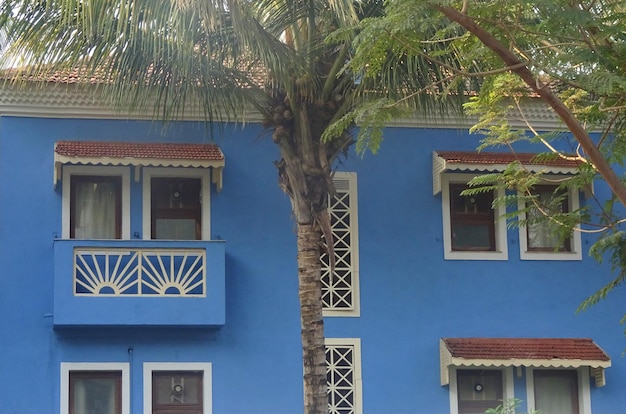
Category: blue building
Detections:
[{"x1": 0, "y1": 81, "x2": 623, "y2": 414}]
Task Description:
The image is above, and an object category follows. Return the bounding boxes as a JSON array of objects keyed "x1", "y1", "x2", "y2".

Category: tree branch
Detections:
[{"x1": 436, "y1": 4, "x2": 626, "y2": 208}]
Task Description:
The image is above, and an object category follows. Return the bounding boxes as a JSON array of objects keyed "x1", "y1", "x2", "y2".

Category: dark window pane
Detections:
[
  {"x1": 457, "y1": 370, "x2": 503, "y2": 414},
  {"x1": 152, "y1": 371, "x2": 203, "y2": 414},
  {"x1": 452, "y1": 223, "x2": 492, "y2": 250},
  {"x1": 151, "y1": 177, "x2": 201, "y2": 240},
  {"x1": 449, "y1": 184, "x2": 495, "y2": 251}
]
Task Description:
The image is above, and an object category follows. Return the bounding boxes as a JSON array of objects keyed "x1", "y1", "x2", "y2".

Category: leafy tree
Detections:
[
  {"x1": 0, "y1": 1, "x2": 467, "y2": 412},
  {"x1": 348, "y1": 0, "x2": 626, "y2": 324}
]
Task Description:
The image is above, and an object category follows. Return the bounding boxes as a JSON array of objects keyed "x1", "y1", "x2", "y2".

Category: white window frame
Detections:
[
  {"x1": 448, "y1": 366, "x2": 514, "y2": 414},
  {"x1": 60, "y1": 362, "x2": 130, "y2": 414},
  {"x1": 525, "y1": 367, "x2": 592, "y2": 414},
  {"x1": 61, "y1": 165, "x2": 131, "y2": 239},
  {"x1": 323, "y1": 172, "x2": 360, "y2": 317},
  {"x1": 325, "y1": 338, "x2": 363, "y2": 414},
  {"x1": 143, "y1": 362, "x2": 213, "y2": 414},
  {"x1": 441, "y1": 173, "x2": 508, "y2": 260},
  {"x1": 142, "y1": 167, "x2": 212, "y2": 240},
  {"x1": 518, "y1": 182, "x2": 582, "y2": 260}
]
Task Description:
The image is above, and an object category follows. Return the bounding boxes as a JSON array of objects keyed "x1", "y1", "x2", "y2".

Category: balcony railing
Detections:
[
  {"x1": 74, "y1": 248, "x2": 206, "y2": 296},
  {"x1": 53, "y1": 239, "x2": 225, "y2": 328}
]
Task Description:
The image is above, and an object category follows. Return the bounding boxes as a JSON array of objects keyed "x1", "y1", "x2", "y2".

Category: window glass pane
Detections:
[
  {"x1": 151, "y1": 178, "x2": 201, "y2": 240},
  {"x1": 534, "y1": 370, "x2": 579, "y2": 414},
  {"x1": 451, "y1": 185, "x2": 493, "y2": 214},
  {"x1": 153, "y1": 372, "x2": 202, "y2": 405},
  {"x1": 70, "y1": 372, "x2": 120, "y2": 414},
  {"x1": 452, "y1": 223, "x2": 492, "y2": 250},
  {"x1": 527, "y1": 187, "x2": 569, "y2": 251},
  {"x1": 457, "y1": 370, "x2": 503, "y2": 414},
  {"x1": 72, "y1": 178, "x2": 120, "y2": 239},
  {"x1": 155, "y1": 219, "x2": 197, "y2": 240},
  {"x1": 449, "y1": 184, "x2": 495, "y2": 251}
]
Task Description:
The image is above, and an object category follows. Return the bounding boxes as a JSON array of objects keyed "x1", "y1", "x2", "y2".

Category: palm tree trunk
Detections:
[{"x1": 297, "y1": 221, "x2": 328, "y2": 414}]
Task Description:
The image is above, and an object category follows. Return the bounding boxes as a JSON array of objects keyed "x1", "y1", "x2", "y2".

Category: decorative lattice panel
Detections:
[
  {"x1": 326, "y1": 342, "x2": 359, "y2": 414},
  {"x1": 74, "y1": 248, "x2": 205, "y2": 296},
  {"x1": 321, "y1": 174, "x2": 358, "y2": 314}
]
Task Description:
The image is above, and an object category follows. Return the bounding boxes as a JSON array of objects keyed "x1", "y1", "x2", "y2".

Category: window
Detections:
[
  {"x1": 151, "y1": 177, "x2": 202, "y2": 240},
  {"x1": 143, "y1": 363, "x2": 212, "y2": 414},
  {"x1": 449, "y1": 183, "x2": 495, "y2": 251},
  {"x1": 70, "y1": 371, "x2": 121, "y2": 414},
  {"x1": 142, "y1": 168, "x2": 211, "y2": 240},
  {"x1": 152, "y1": 371, "x2": 203, "y2": 414},
  {"x1": 71, "y1": 176, "x2": 121, "y2": 239},
  {"x1": 441, "y1": 174, "x2": 508, "y2": 260},
  {"x1": 457, "y1": 369, "x2": 502, "y2": 414},
  {"x1": 527, "y1": 368, "x2": 591, "y2": 414},
  {"x1": 62, "y1": 166, "x2": 131, "y2": 239},
  {"x1": 325, "y1": 338, "x2": 363, "y2": 414},
  {"x1": 61, "y1": 363, "x2": 130, "y2": 414},
  {"x1": 321, "y1": 173, "x2": 360, "y2": 316},
  {"x1": 448, "y1": 367, "x2": 513, "y2": 414},
  {"x1": 519, "y1": 183, "x2": 582, "y2": 260}
]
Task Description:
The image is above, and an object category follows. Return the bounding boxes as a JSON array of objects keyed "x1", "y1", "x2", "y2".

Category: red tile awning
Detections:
[
  {"x1": 440, "y1": 338, "x2": 611, "y2": 387},
  {"x1": 432, "y1": 151, "x2": 582, "y2": 194},
  {"x1": 54, "y1": 141, "x2": 225, "y2": 190}
]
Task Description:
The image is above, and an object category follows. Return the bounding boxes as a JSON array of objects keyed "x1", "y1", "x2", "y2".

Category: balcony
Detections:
[{"x1": 53, "y1": 239, "x2": 225, "y2": 328}]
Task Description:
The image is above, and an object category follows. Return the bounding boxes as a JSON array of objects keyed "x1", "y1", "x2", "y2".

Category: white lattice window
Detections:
[
  {"x1": 321, "y1": 172, "x2": 360, "y2": 316},
  {"x1": 326, "y1": 338, "x2": 363, "y2": 414}
]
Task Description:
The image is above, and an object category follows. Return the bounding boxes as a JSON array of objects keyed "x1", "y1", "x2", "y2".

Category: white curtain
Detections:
[
  {"x1": 75, "y1": 181, "x2": 117, "y2": 239},
  {"x1": 534, "y1": 373, "x2": 578, "y2": 414},
  {"x1": 527, "y1": 190, "x2": 564, "y2": 250}
]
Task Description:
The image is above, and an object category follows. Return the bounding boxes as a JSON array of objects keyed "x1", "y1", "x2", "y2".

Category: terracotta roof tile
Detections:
[
  {"x1": 436, "y1": 151, "x2": 580, "y2": 168},
  {"x1": 55, "y1": 141, "x2": 224, "y2": 161},
  {"x1": 442, "y1": 338, "x2": 610, "y2": 361}
]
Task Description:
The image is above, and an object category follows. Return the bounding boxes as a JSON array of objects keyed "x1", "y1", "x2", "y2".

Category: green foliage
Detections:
[
  {"x1": 485, "y1": 398, "x2": 539, "y2": 414},
  {"x1": 580, "y1": 231, "x2": 626, "y2": 324},
  {"x1": 348, "y1": 0, "x2": 626, "y2": 325}
]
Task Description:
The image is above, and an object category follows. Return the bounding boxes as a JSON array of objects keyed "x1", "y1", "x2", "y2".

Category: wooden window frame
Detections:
[
  {"x1": 68, "y1": 370, "x2": 122, "y2": 414},
  {"x1": 141, "y1": 168, "x2": 211, "y2": 241},
  {"x1": 518, "y1": 180, "x2": 582, "y2": 261},
  {"x1": 449, "y1": 183, "x2": 496, "y2": 252},
  {"x1": 143, "y1": 362, "x2": 212, "y2": 414},
  {"x1": 456, "y1": 369, "x2": 503, "y2": 414},
  {"x1": 441, "y1": 174, "x2": 508, "y2": 261},
  {"x1": 448, "y1": 366, "x2": 514, "y2": 414},
  {"x1": 152, "y1": 371, "x2": 203, "y2": 414},
  {"x1": 70, "y1": 175, "x2": 122, "y2": 239},
  {"x1": 150, "y1": 177, "x2": 202, "y2": 240}
]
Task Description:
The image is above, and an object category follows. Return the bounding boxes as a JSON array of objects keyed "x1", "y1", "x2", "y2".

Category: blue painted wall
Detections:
[{"x1": 0, "y1": 115, "x2": 623, "y2": 413}]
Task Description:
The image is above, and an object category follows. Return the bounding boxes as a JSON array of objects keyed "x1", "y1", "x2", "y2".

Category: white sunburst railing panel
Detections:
[{"x1": 74, "y1": 248, "x2": 206, "y2": 296}]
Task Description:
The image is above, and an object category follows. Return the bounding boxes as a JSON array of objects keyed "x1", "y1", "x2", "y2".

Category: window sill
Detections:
[
  {"x1": 444, "y1": 250, "x2": 508, "y2": 261},
  {"x1": 520, "y1": 250, "x2": 582, "y2": 261}
]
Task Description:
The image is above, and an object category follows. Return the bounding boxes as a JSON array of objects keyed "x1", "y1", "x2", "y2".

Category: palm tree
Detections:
[{"x1": 0, "y1": 1, "x2": 466, "y2": 412}]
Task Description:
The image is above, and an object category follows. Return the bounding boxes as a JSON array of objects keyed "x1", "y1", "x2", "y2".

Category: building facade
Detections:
[{"x1": 0, "y1": 84, "x2": 623, "y2": 414}]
